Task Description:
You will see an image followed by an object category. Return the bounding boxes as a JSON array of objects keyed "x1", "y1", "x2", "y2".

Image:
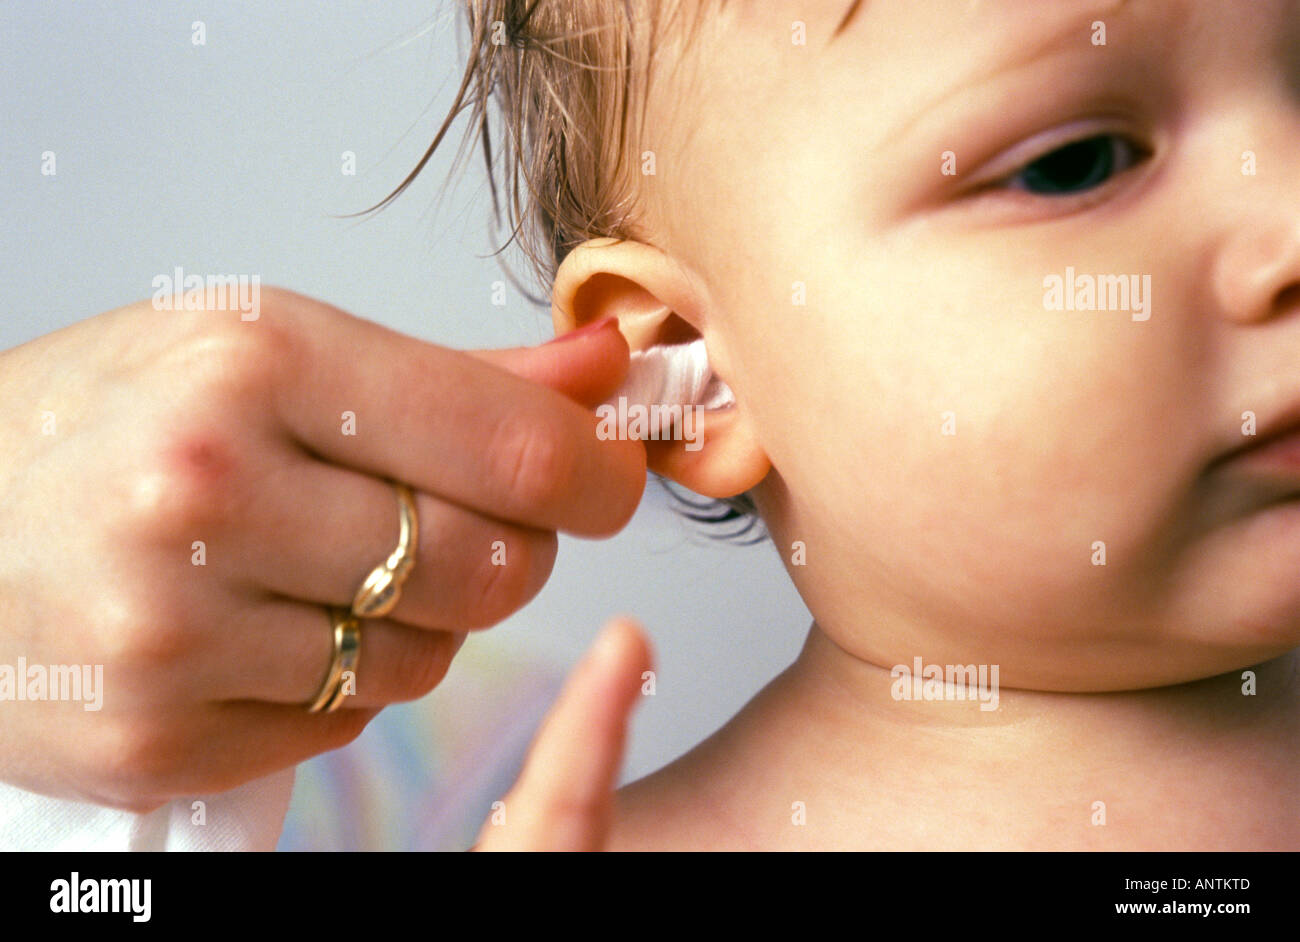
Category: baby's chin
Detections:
[{"x1": 984, "y1": 535, "x2": 1300, "y2": 690}]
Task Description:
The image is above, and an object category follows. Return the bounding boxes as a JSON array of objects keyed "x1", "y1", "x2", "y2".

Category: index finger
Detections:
[{"x1": 265, "y1": 289, "x2": 646, "y2": 536}]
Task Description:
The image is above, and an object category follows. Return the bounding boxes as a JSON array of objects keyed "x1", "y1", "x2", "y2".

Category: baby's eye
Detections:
[{"x1": 1004, "y1": 134, "x2": 1145, "y2": 196}]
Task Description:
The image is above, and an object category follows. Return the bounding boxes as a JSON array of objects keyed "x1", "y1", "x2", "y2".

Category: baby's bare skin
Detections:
[
  {"x1": 608, "y1": 632, "x2": 1299, "y2": 851},
  {"x1": 485, "y1": 0, "x2": 1300, "y2": 849}
]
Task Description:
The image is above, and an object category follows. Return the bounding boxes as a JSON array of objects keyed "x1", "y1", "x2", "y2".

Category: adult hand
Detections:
[{"x1": 0, "y1": 286, "x2": 644, "y2": 811}]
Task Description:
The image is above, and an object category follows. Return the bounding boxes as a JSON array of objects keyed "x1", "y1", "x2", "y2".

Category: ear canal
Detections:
[{"x1": 600, "y1": 338, "x2": 736, "y2": 434}]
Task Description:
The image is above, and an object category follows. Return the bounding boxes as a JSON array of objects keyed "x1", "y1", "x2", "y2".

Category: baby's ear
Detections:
[{"x1": 552, "y1": 238, "x2": 771, "y2": 499}]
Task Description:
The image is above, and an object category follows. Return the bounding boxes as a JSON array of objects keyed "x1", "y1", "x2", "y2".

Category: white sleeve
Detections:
[{"x1": 0, "y1": 766, "x2": 296, "y2": 851}]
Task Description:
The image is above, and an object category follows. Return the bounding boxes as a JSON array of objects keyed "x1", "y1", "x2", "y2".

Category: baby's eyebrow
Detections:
[{"x1": 849, "y1": 0, "x2": 1137, "y2": 144}]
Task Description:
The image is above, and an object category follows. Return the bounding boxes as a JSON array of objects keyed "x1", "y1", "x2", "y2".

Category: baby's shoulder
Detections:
[{"x1": 607, "y1": 746, "x2": 765, "y2": 852}]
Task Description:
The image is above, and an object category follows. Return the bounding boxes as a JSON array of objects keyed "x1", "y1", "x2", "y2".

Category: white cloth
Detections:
[
  {"x1": 0, "y1": 767, "x2": 294, "y2": 851},
  {"x1": 600, "y1": 338, "x2": 735, "y2": 435}
]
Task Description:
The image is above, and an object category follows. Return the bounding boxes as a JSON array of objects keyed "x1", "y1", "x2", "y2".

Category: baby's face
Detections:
[{"x1": 652, "y1": 0, "x2": 1300, "y2": 688}]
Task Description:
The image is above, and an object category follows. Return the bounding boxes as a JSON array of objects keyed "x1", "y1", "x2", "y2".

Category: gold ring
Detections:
[
  {"x1": 351, "y1": 481, "x2": 419, "y2": 618},
  {"x1": 307, "y1": 607, "x2": 361, "y2": 713}
]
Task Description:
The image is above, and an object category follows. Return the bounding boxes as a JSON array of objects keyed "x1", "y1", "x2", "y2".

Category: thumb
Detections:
[
  {"x1": 474, "y1": 617, "x2": 653, "y2": 852},
  {"x1": 465, "y1": 317, "x2": 629, "y2": 407}
]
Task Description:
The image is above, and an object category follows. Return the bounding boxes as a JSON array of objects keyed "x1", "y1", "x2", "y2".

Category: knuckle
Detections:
[
  {"x1": 491, "y1": 414, "x2": 575, "y2": 509},
  {"x1": 137, "y1": 306, "x2": 292, "y2": 420},
  {"x1": 105, "y1": 325, "x2": 278, "y2": 546},
  {"x1": 92, "y1": 588, "x2": 192, "y2": 675},
  {"x1": 181, "y1": 319, "x2": 290, "y2": 402},
  {"x1": 126, "y1": 426, "x2": 247, "y2": 540},
  {"x1": 127, "y1": 617, "x2": 191, "y2": 675}
]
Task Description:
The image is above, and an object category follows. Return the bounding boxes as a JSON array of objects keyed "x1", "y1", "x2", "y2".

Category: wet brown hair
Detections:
[{"x1": 368, "y1": 0, "x2": 763, "y2": 541}]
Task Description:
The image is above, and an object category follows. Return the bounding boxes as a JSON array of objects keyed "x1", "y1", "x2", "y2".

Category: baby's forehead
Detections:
[{"x1": 678, "y1": 0, "x2": 1144, "y2": 118}]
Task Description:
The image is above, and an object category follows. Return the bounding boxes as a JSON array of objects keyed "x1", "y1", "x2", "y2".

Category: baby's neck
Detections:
[{"x1": 694, "y1": 624, "x2": 1298, "y2": 850}]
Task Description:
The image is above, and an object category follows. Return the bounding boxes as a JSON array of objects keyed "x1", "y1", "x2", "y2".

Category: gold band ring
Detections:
[
  {"x1": 351, "y1": 481, "x2": 419, "y2": 618},
  {"x1": 306, "y1": 607, "x2": 361, "y2": 713}
]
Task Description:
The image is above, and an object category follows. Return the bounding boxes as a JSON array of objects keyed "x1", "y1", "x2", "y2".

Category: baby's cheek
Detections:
[{"x1": 840, "y1": 373, "x2": 1175, "y2": 636}]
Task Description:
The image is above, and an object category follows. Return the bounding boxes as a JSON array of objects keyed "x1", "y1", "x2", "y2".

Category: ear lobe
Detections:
[{"x1": 642, "y1": 404, "x2": 771, "y2": 499}]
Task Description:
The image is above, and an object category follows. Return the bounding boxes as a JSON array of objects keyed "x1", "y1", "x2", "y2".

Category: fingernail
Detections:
[{"x1": 545, "y1": 316, "x2": 617, "y2": 345}]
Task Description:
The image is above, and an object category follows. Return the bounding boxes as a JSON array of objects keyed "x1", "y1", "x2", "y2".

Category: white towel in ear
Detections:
[{"x1": 602, "y1": 338, "x2": 735, "y2": 416}]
